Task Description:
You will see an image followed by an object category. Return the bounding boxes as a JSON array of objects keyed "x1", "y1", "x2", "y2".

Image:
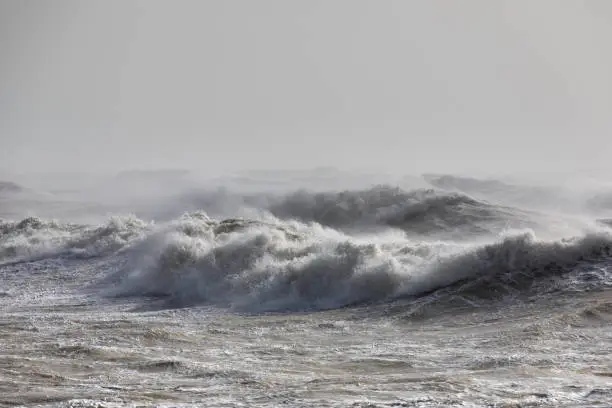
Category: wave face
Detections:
[
  {"x1": 422, "y1": 173, "x2": 581, "y2": 211},
  {"x1": 424, "y1": 174, "x2": 517, "y2": 194},
  {"x1": 107, "y1": 213, "x2": 423, "y2": 311},
  {"x1": 173, "y1": 185, "x2": 537, "y2": 238},
  {"x1": 102, "y1": 212, "x2": 612, "y2": 312}
]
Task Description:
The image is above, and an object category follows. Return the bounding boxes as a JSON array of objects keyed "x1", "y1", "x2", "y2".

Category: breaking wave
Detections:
[
  {"x1": 3, "y1": 182, "x2": 611, "y2": 314},
  {"x1": 0, "y1": 216, "x2": 149, "y2": 263},
  {"x1": 105, "y1": 212, "x2": 612, "y2": 312}
]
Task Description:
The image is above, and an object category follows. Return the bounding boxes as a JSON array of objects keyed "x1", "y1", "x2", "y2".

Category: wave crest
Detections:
[
  {"x1": 267, "y1": 186, "x2": 531, "y2": 236},
  {"x1": 108, "y1": 214, "x2": 612, "y2": 312},
  {"x1": 0, "y1": 215, "x2": 149, "y2": 263}
]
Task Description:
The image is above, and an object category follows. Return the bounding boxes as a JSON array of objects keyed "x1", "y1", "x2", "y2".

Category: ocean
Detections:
[{"x1": 1, "y1": 171, "x2": 611, "y2": 407}]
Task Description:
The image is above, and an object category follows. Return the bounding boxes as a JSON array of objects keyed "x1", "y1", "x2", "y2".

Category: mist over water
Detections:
[
  {"x1": 3, "y1": 169, "x2": 612, "y2": 314},
  {"x1": 2, "y1": 1, "x2": 612, "y2": 175}
]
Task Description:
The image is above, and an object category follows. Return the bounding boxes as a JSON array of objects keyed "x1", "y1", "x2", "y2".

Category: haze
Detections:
[{"x1": 2, "y1": 0, "x2": 612, "y2": 178}]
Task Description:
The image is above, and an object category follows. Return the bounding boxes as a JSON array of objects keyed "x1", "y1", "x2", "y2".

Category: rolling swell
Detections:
[
  {"x1": 423, "y1": 174, "x2": 574, "y2": 210},
  {"x1": 162, "y1": 185, "x2": 535, "y2": 237},
  {"x1": 266, "y1": 186, "x2": 533, "y2": 236},
  {"x1": 0, "y1": 181, "x2": 24, "y2": 194},
  {"x1": 107, "y1": 212, "x2": 612, "y2": 312}
]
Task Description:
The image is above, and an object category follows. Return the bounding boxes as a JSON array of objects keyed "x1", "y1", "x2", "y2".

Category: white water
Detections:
[{"x1": 1, "y1": 172, "x2": 612, "y2": 407}]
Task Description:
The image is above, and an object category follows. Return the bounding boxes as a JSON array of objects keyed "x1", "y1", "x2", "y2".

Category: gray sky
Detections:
[{"x1": 1, "y1": 0, "x2": 612, "y2": 176}]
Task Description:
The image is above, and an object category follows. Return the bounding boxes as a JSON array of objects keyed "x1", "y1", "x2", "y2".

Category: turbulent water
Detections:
[{"x1": 1, "y1": 172, "x2": 612, "y2": 407}]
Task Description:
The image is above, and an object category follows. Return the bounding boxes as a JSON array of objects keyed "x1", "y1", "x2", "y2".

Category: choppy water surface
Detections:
[{"x1": 1, "y1": 173, "x2": 612, "y2": 407}]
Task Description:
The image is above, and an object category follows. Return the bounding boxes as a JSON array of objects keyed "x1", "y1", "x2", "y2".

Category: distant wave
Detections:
[
  {"x1": 423, "y1": 174, "x2": 515, "y2": 194},
  {"x1": 269, "y1": 186, "x2": 533, "y2": 236},
  {"x1": 103, "y1": 212, "x2": 612, "y2": 312},
  {"x1": 0, "y1": 216, "x2": 149, "y2": 263},
  {"x1": 173, "y1": 185, "x2": 535, "y2": 237},
  {"x1": 0, "y1": 181, "x2": 24, "y2": 194},
  {"x1": 0, "y1": 182, "x2": 549, "y2": 238},
  {"x1": 423, "y1": 174, "x2": 576, "y2": 211},
  {"x1": 587, "y1": 192, "x2": 612, "y2": 211}
]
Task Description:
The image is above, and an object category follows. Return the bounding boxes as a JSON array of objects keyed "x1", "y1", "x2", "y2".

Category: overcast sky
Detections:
[{"x1": 1, "y1": 0, "x2": 611, "y2": 176}]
